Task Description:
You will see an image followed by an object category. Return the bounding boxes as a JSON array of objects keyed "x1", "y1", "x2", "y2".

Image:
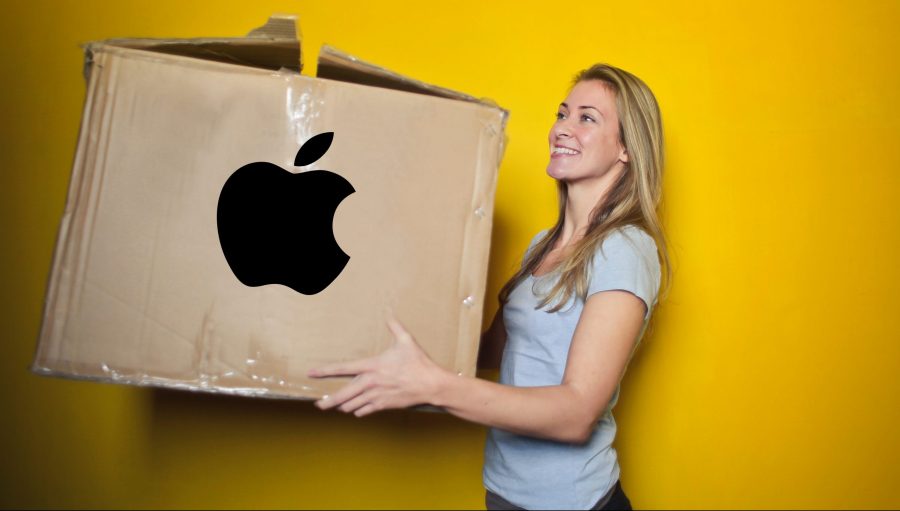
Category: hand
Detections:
[{"x1": 307, "y1": 315, "x2": 450, "y2": 417}]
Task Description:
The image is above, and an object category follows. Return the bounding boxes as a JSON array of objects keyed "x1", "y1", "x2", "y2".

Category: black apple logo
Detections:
[{"x1": 216, "y1": 132, "x2": 355, "y2": 295}]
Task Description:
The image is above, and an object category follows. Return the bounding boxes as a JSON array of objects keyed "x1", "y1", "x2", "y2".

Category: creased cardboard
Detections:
[{"x1": 32, "y1": 15, "x2": 508, "y2": 400}]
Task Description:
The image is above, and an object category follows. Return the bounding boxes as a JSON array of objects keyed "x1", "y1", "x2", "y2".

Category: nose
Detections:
[
  {"x1": 550, "y1": 120, "x2": 572, "y2": 139},
  {"x1": 551, "y1": 119, "x2": 572, "y2": 141}
]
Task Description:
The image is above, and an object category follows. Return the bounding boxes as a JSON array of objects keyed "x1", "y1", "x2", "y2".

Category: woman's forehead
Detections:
[{"x1": 563, "y1": 80, "x2": 617, "y2": 114}]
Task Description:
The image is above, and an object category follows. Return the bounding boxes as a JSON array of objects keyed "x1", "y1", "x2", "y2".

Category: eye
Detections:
[
  {"x1": 581, "y1": 114, "x2": 596, "y2": 123},
  {"x1": 556, "y1": 111, "x2": 566, "y2": 120}
]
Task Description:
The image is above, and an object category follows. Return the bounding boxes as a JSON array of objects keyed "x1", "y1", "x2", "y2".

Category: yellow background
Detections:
[{"x1": 2, "y1": 0, "x2": 898, "y2": 509}]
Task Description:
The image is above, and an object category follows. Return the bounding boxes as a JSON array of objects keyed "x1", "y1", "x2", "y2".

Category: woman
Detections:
[{"x1": 308, "y1": 63, "x2": 670, "y2": 510}]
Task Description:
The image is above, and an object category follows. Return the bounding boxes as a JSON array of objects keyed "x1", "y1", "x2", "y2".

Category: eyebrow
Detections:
[{"x1": 559, "y1": 102, "x2": 604, "y2": 118}]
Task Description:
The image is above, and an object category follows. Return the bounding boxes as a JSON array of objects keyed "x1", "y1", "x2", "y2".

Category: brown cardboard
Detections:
[{"x1": 32, "y1": 15, "x2": 507, "y2": 400}]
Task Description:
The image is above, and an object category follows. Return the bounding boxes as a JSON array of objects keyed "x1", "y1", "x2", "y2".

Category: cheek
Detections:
[
  {"x1": 590, "y1": 132, "x2": 621, "y2": 156},
  {"x1": 584, "y1": 134, "x2": 612, "y2": 158},
  {"x1": 582, "y1": 137, "x2": 623, "y2": 171}
]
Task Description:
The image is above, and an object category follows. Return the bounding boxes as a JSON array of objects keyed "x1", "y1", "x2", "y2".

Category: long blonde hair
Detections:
[{"x1": 499, "y1": 64, "x2": 671, "y2": 312}]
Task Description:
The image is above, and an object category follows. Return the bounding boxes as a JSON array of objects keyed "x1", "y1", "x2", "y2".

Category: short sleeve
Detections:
[{"x1": 587, "y1": 226, "x2": 661, "y2": 320}]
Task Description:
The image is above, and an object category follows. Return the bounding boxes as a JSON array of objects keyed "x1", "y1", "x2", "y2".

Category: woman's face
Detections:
[{"x1": 547, "y1": 80, "x2": 628, "y2": 182}]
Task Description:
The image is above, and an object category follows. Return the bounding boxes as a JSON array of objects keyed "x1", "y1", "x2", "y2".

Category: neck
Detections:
[{"x1": 558, "y1": 166, "x2": 624, "y2": 247}]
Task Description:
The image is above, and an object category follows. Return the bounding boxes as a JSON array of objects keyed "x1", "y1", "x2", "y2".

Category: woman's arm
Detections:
[
  {"x1": 476, "y1": 308, "x2": 507, "y2": 370},
  {"x1": 308, "y1": 290, "x2": 646, "y2": 444}
]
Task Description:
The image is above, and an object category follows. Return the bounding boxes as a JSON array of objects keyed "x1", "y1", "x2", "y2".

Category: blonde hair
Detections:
[{"x1": 499, "y1": 64, "x2": 671, "y2": 312}]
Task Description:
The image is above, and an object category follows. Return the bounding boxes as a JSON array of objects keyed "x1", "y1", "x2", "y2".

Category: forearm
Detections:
[
  {"x1": 429, "y1": 369, "x2": 594, "y2": 444},
  {"x1": 311, "y1": 295, "x2": 641, "y2": 438}
]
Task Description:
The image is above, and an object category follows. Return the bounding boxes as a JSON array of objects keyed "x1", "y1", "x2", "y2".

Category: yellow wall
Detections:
[{"x1": 2, "y1": 0, "x2": 898, "y2": 508}]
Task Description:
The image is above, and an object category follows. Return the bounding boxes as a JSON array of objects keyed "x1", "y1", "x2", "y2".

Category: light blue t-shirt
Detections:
[{"x1": 483, "y1": 225, "x2": 661, "y2": 510}]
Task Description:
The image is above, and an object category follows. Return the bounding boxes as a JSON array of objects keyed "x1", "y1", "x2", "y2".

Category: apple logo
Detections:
[{"x1": 216, "y1": 132, "x2": 355, "y2": 295}]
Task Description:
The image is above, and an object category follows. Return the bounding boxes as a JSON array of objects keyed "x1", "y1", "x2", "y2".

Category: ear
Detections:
[{"x1": 619, "y1": 145, "x2": 629, "y2": 164}]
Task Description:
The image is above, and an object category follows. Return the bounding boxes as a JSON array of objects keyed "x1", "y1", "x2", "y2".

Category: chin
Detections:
[{"x1": 546, "y1": 164, "x2": 566, "y2": 180}]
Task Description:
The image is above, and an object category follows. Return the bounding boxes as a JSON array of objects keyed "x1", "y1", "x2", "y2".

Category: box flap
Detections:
[
  {"x1": 317, "y1": 45, "x2": 506, "y2": 115},
  {"x1": 89, "y1": 15, "x2": 302, "y2": 73}
]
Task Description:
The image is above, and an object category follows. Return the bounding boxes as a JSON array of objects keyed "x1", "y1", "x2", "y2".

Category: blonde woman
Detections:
[{"x1": 309, "y1": 64, "x2": 670, "y2": 510}]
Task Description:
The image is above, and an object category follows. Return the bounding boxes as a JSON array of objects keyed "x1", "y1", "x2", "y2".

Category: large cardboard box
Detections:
[{"x1": 32, "y1": 16, "x2": 507, "y2": 400}]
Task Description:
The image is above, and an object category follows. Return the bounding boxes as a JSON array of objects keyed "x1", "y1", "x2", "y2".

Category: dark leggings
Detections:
[{"x1": 485, "y1": 480, "x2": 632, "y2": 510}]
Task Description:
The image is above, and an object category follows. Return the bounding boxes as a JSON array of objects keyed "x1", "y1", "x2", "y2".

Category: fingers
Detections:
[
  {"x1": 314, "y1": 379, "x2": 383, "y2": 417},
  {"x1": 318, "y1": 394, "x2": 380, "y2": 417},
  {"x1": 336, "y1": 392, "x2": 373, "y2": 415},
  {"x1": 314, "y1": 375, "x2": 367, "y2": 410},
  {"x1": 354, "y1": 403, "x2": 379, "y2": 417},
  {"x1": 308, "y1": 357, "x2": 374, "y2": 378},
  {"x1": 386, "y1": 315, "x2": 412, "y2": 343},
  {"x1": 308, "y1": 314, "x2": 417, "y2": 418}
]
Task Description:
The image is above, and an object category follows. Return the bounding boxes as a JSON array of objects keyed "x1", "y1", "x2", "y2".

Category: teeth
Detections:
[{"x1": 552, "y1": 147, "x2": 579, "y2": 155}]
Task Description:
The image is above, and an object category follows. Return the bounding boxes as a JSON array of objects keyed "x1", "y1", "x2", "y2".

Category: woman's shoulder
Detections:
[
  {"x1": 602, "y1": 224, "x2": 658, "y2": 253},
  {"x1": 592, "y1": 225, "x2": 660, "y2": 278}
]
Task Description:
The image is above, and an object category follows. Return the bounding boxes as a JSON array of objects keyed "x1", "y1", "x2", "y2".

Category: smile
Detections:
[{"x1": 551, "y1": 146, "x2": 580, "y2": 156}]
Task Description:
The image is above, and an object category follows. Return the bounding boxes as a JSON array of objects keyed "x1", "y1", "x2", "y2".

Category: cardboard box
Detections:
[{"x1": 32, "y1": 15, "x2": 507, "y2": 400}]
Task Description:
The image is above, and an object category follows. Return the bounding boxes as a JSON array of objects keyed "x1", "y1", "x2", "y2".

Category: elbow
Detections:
[
  {"x1": 553, "y1": 425, "x2": 592, "y2": 445},
  {"x1": 568, "y1": 423, "x2": 595, "y2": 445},
  {"x1": 551, "y1": 387, "x2": 604, "y2": 444},
  {"x1": 553, "y1": 414, "x2": 597, "y2": 445}
]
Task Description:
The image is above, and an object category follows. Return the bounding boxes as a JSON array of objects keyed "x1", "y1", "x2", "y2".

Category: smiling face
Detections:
[{"x1": 547, "y1": 80, "x2": 628, "y2": 183}]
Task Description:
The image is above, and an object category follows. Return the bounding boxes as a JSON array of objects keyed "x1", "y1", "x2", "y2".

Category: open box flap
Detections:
[
  {"x1": 84, "y1": 15, "x2": 302, "y2": 75},
  {"x1": 316, "y1": 45, "x2": 508, "y2": 118}
]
